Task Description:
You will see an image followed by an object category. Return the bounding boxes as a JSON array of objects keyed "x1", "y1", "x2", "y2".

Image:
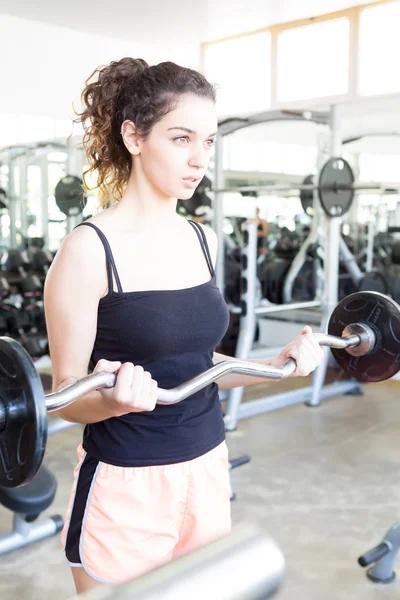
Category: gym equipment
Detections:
[
  {"x1": 317, "y1": 157, "x2": 354, "y2": 217},
  {"x1": 177, "y1": 176, "x2": 212, "y2": 218},
  {"x1": 228, "y1": 456, "x2": 251, "y2": 501},
  {"x1": 30, "y1": 249, "x2": 53, "y2": 274},
  {"x1": 0, "y1": 463, "x2": 63, "y2": 555},
  {"x1": 55, "y1": 175, "x2": 87, "y2": 217},
  {"x1": 358, "y1": 271, "x2": 390, "y2": 295},
  {"x1": 328, "y1": 292, "x2": 400, "y2": 382},
  {"x1": 0, "y1": 187, "x2": 7, "y2": 211},
  {"x1": 215, "y1": 157, "x2": 392, "y2": 219},
  {"x1": 358, "y1": 522, "x2": 400, "y2": 583},
  {"x1": 0, "y1": 249, "x2": 43, "y2": 298},
  {"x1": 262, "y1": 259, "x2": 292, "y2": 304},
  {"x1": 0, "y1": 290, "x2": 396, "y2": 488},
  {"x1": 213, "y1": 109, "x2": 331, "y2": 296},
  {"x1": 300, "y1": 174, "x2": 314, "y2": 215},
  {"x1": 76, "y1": 524, "x2": 285, "y2": 600}
]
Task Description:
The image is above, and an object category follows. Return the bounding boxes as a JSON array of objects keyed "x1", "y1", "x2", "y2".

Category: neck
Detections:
[{"x1": 109, "y1": 167, "x2": 181, "y2": 232}]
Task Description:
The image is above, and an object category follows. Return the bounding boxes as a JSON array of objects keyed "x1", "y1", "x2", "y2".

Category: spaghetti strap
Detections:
[
  {"x1": 74, "y1": 222, "x2": 124, "y2": 294},
  {"x1": 188, "y1": 221, "x2": 215, "y2": 278}
]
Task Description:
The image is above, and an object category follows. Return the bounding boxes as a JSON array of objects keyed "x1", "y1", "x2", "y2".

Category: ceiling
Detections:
[
  {"x1": 0, "y1": 0, "x2": 206, "y2": 47},
  {"x1": 0, "y1": 0, "x2": 378, "y2": 46}
]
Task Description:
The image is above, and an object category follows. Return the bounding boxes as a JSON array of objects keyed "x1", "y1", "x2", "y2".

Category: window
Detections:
[
  {"x1": 359, "y1": 1, "x2": 400, "y2": 96},
  {"x1": 204, "y1": 32, "x2": 271, "y2": 116},
  {"x1": 277, "y1": 18, "x2": 350, "y2": 102}
]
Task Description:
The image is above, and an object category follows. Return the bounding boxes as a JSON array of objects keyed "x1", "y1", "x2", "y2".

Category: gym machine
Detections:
[
  {"x1": 358, "y1": 522, "x2": 400, "y2": 584},
  {"x1": 214, "y1": 105, "x2": 400, "y2": 431}
]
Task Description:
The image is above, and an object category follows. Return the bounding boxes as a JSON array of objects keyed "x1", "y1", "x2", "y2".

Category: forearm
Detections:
[
  {"x1": 54, "y1": 377, "x2": 123, "y2": 424},
  {"x1": 212, "y1": 351, "x2": 282, "y2": 390}
]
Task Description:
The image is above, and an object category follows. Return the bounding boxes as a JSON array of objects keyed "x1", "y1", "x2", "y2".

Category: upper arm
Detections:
[
  {"x1": 43, "y1": 226, "x2": 107, "y2": 391},
  {"x1": 198, "y1": 223, "x2": 218, "y2": 269}
]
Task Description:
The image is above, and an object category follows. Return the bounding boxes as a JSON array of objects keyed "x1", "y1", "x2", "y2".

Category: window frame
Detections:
[{"x1": 201, "y1": 0, "x2": 400, "y2": 114}]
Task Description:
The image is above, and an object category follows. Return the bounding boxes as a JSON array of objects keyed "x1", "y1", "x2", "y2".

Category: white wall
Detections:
[
  {"x1": 0, "y1": 1, "x2": 392, "y2": 145},
  {"x1": 0, "y1": 14, "x2": 201, "y2": 123}
]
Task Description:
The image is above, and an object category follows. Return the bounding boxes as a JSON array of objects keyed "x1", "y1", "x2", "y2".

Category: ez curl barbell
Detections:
[{"x1": 0, "y1": 291, "x2": 399, "y2": 488}]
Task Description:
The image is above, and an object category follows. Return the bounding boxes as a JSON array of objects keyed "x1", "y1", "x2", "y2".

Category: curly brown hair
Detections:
[{"x1": 75, "y1": 57, "x2": 216, "y2": 208}]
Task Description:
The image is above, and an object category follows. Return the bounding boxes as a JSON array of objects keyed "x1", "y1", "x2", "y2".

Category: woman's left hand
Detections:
[{"x1": 273, "y1": 326, "x2": 324, "y2": 377}]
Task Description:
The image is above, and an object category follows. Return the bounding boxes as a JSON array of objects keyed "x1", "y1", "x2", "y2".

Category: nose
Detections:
[{"x1": 188, "y1": 145, "x2": 208, "y2": 170}]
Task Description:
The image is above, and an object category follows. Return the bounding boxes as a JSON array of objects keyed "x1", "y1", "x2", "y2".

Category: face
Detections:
[{"x1": 136, "y1": 94, "x2": 218, "y2": 200}]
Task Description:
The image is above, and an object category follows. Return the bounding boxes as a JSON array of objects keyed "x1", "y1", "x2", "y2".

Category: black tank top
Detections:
[{"x1": 75, "y1": 220, "x2": 230, "y2": 467}]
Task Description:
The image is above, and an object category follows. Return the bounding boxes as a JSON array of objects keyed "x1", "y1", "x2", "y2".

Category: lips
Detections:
[{"x1": 183, "y1": 177, "x2": 199, "y2": 182}]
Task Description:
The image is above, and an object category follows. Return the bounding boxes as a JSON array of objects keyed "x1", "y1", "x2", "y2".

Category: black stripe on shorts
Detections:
[{"x1": 65, "y1": 453, "x2": 99, "y2": 564}]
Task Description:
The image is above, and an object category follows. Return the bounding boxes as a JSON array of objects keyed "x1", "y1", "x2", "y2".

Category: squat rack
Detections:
[{"x1": 213, "y1": 106, "x2": 365, "y2": 430}]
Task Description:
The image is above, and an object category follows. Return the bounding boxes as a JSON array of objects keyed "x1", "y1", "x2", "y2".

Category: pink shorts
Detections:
[{"x1": 61, "y1": 441, "x2": 231, "y2": 584}]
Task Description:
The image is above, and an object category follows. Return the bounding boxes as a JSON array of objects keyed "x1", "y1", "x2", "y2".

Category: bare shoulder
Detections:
[
  {"x1": 60, "y1": 205, "x2": 116, "y2": 256},
  {"x1": 196, "y1": 222, "x2": 218, "y2": 248},
  {"x1": 59, "y1": 221, "x2": 104, "y2": 261},
  {"x1": 195, "y1": 222, "x2": 218, "y2": 266}
]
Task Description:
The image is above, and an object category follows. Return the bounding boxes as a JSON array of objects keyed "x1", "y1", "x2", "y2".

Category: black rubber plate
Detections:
[
  {"x1": 318, "y1": 157, "x2": 355, "y2": 217},
  {"x1": 0, "y1": 337, "x2": 47, "y2": 487},
  {"x1": 328, "y1": 291, "x2": 400, "y2": 382}
]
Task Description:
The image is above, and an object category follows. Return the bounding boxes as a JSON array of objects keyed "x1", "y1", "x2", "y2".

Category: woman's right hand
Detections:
[{"x1": 93, "y1": 359, "x2": 159, "y2": 415}]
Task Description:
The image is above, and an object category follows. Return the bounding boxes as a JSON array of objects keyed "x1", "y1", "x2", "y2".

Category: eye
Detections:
[
  {"x1": 174, "y1": 136, "x2": 190, "y2": 143},
  {"x1": 205, "y1": 139, "x2": 216, "y2": 148}
]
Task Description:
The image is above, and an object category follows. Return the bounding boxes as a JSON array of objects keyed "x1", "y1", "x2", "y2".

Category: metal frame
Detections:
[
  {"x1": 218, "y1": 105, "x2": 362, "y2": 432},
  {"x1": 212, "y1": 109, "x2": 330, "y2": 295},
  {"x1": 359, "y1": 522, "x2": 400, "y2": 584},
  {"x1": 1, "y1": 142, "x2": 69, "y2": 249}
]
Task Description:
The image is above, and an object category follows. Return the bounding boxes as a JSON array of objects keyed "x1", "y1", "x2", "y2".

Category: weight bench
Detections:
[{"x1": 0, "y1": 463, "x2": 63, "y2": 555}]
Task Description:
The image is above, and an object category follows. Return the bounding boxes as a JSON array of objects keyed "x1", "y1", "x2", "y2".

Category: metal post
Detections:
[
  {"x1": 8, "y1": 154, "x2": 17, "y2": 248},
  {"x1": 365, "y1": 217, "x2": 376, "y2": 273},
  {"x1": 40, "y1": 156, "x2": 49, "y2": 248},
  {"x1": 224, "y1": 219, "x2": 258, "y2": 431},
  {"x1": 282, "y1": 217, "x2": 320, "y2": 303},
  {"x1": 339, "y1": 235, "x2": 363, "y2": 286},
  {"x1": 19, "y1": 153, "x2": 28, "y2": 240},
  {"x1": 308, "y1": 105, "x2": 352, "y2": 407},
  {"x1": 213, "y1": 134, "x2": 225, "y2": 295}
]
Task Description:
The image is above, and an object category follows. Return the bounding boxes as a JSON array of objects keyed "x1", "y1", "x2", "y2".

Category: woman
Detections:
[{"x1": 44, "y1": 57, "x2": 322, "y2": 594}]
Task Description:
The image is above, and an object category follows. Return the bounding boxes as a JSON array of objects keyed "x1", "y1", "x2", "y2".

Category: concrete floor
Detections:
[{"x1": 1, "y1": 377, "x2": 400, "y2": 599}]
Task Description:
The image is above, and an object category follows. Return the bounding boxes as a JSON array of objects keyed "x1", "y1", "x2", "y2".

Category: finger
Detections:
[
  {"x1": 301, "y1": 336, "x2": 322, "y2": 366},
  {"x1": 284, "y1": 344, "x2": 300, "y2": 362},
  {"x1": 307, "y1": 334, "x2": 324, "y2": 362},
  {"x1": 151, "y1": 380, "x2": 158, "y2": 407},
  {"x1": 130, "y1": 365, "x2": 145, "y2": 407},
  {"x1": 293, "y1": 350, "x2": 311, "y2": 376},
  {"x1": 302, "y1": 330, "x2": 324, "y2": 358},
  {"x1": 287, "y1": 339, "x2": 313, "y2": 375},
  {"x1": 94, "y1": 359, "x2": 122, "y2": 374},
  {"x1": 299, "y1": 325, "x2": 312, "y2": 337},
  {"x1": 114, "y1": 362, "x2": 134, "y2": 401},
  {"x1": 141, "y1": 372, "x2": 153, "y2": 409}
]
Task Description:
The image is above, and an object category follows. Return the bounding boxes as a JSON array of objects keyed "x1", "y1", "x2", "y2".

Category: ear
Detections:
[{"x1": 120, "y1": 120, "x2": 141, "y2": 156}]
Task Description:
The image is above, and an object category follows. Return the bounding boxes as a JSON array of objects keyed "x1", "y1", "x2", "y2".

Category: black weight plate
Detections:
[
  {"x1": 318, "y1": 157, "x2": 354, "y2": 217},
  {"x1": 328, "y1": 291, "x2": 400, "y2": 382},
  {"x1": 55, "y1": 175, "x2": 87, "y2": 217},
  {"x1": 300, "y1": 175, "x2": 314, "y2": 215},
  {"x1": 0, "y1": 337, "x2": 46, "y2": 487}
]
